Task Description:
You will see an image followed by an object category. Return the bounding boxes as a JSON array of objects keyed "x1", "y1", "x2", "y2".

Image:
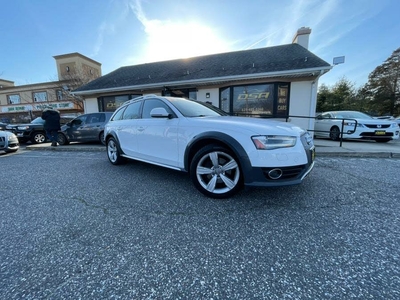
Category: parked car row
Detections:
[
  {"x1": 314, "y1": 111, "x2": 400, "y2": 143},
  {"x1": 4, "y1": 113, "x2": 112, "y2": 145}
]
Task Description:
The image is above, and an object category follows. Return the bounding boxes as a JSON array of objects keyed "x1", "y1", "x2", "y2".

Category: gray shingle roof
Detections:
[{"x1": 73, "y1": 43, "x2": 331, "y2": 94}]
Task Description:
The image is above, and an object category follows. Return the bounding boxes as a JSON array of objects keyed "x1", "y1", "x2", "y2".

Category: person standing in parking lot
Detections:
[{"x1": 41, "y1": 105, "x2": 61, "y2": 147}]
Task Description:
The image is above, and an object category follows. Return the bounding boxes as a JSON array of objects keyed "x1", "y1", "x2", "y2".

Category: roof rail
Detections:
[{"x1": 123, "y1": 94, "x2": 159, "y2": 106}]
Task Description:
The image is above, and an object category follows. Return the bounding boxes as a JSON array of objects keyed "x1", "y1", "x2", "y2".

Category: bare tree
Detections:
[{"x1": 54, "y1": 67, "x2": 99, "y2": 111}]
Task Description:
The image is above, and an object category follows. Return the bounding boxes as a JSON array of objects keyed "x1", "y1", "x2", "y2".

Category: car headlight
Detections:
[
  {"x1": 391, "y1": 123, "x2": 399, "y2": 128},
  {"x1": 344, "y1": 121, "x2": 364, "y2": 128},
  {"x1": 17, "y1": 126, "x2": 29, "y2": 130},
  {"x1": 8, "y1": 134, "x2": 17, "y2": 140},
  {"x1": 252, "y1": 135, "x2": 296, "y2": 150}
]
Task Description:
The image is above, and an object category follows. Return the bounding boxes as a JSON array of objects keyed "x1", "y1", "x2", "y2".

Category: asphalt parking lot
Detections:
[{"x1": 1, "y1": 149, "x2": 400, "y2": 299}]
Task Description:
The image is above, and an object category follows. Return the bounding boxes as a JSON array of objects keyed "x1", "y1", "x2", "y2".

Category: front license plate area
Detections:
[
  {"x1": 311, "y1": 147, "x2": 315, "y2": 162},
  {"x1": 375, "y1": 130, "x2": 386, "y2": 135}
]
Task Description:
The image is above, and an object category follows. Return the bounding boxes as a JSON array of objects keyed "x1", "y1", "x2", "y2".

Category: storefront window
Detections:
[
  {"x1": 101, "y1": 94, "x2": 141, "y2": 112},
  {"x1": 219, "y1": 83, "x2": 289, "y2": 117},
  {"x1": 233, "y1": 84, "x2": 274, "y2": 116},
  {"x1": 277, "y1": 84, "x2": 289, "y2": 116}
]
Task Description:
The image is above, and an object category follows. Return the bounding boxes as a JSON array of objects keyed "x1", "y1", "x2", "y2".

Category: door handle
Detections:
[{"x1": 137, "y1": 127, "x2": 145, "y2": 132}]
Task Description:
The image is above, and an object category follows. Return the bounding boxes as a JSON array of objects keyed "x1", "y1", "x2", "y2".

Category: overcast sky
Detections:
[{"x1": 1, "y1": 0, "x2": 399, "y2": 89}]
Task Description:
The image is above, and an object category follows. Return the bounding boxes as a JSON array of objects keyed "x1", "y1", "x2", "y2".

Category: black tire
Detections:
[
  {"x1": 4, "y1": 149, "x2": 18, "y2": 153},
  {"x1": 99, "y1": 131, "x2": 106, "y2": 145},
  {"x1": 190, "y1": 144, "x2": 243, "y2": 199},
  {"x1": 106, "y1": 137, "x2": 124, "y2": 165},
  {"x1": 329, "y1": 126, "x2": 340, "y2": 141},
  {"x1": 375, "y1": 138, "x2": 391, "y2": 143},
  {"x1": 31, "y1": 131, "x2": 47, "y2": 144},
  {"x1": 57, "y1": 133, "x2": 69, "y2": 145}
]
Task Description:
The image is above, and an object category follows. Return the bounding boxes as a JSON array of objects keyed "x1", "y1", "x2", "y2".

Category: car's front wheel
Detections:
[
  {"x1": 57, "y1": 133, "x2": 69, "y2": 145},
  {"x1": 190, "y1": 145, "x2": 243, "y2": 199},
  {"x1": 329, "y1": 126, "x2": 340, "y2": 141},
  {"x1": 31, "y1": 131, "x2": 47, "y2": 144},
  {"x1": 106, "y1": 137, "x2": 124, "y2": 165}
]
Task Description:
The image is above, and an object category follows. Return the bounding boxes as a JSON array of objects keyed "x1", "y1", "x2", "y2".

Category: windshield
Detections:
[
  {"x1": 167, "y1": 97, "x2": 228, "y2": 117},
  {"x1": 334, "y1": 111, "x2": 373, "y2": 119},
  {"x1": 31, "y1": 117, "x2": 45, "y2": 124}
]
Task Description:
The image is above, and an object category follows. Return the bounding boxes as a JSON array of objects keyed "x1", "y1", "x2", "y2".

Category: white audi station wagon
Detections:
[{"x1": 104, "y1": 95, "x2": 315, "y2": 198}]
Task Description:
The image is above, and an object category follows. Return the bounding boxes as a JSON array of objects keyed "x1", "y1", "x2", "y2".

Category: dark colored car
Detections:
[
  {"x1": 6, "y1": 116, "x2": 74, "y2": 144},
  {"x1": 0, "y1": 122, "x2": 8, "y2": 131},
  {"x1": 57, "y1": 112, "x2": 113, "y2": 145}
]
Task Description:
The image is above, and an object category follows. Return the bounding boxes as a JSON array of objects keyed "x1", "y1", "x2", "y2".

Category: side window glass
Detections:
[
  {"x1": 142, "y1": 99, "x2": 172, "y2": 119},
  {"x1": 112, "y1": 107, "x2": 126, "y2": 121},
  {"x1": 87, "y1": 114, "x2": 101, "y2": 124},
  {"x1": 123, "y1": 101, "x2": 142, "y2": 120},
  {"x1": 98, "y1": 113, "x2": 105, "y2": 123},
  {"x1": 73, "y1": 116, "x2": 86, "y2": 126}
]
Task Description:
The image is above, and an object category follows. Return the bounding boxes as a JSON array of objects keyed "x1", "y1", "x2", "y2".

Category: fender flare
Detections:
[{"x1": 184, "y1": 131, "x2": 254, "y2": 184}]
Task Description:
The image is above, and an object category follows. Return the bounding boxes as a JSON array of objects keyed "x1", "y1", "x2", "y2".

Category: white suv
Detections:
[{"x1": 104, "y1": 95, "x2": 315, "y2": 198}]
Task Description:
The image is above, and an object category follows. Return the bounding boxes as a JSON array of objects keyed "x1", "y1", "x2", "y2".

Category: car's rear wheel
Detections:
[
  {"x1": 31, "y1": 131, "x2": 47, "y2": 144},
  {"x1": 107, "y1": 137, "x2": 124, "y2": 165},
  {"x1": 57, "y1": 133, "x2": 69, "y2": 145},
  {"x1": 190, "y1": 145, "x2": 243, "y2": 199},
  {"x1": 329, "y1": 126, "x2": 340, "y2": 141},
  {"x1": 99, "y1": 131, "x2": 105, "y2": 145},
  {"x1": 5, "y1": 149, "x2": 18, "y2": 153}
]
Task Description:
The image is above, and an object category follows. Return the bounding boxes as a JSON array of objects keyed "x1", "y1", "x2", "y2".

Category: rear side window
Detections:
[
  {"x1": 111, "y1": 107, "x2": 126, "y2": 121},
  {"x1": 123, "y1": 101, "x2": 142, "y2": 120},
  {"x1": 87, "y1": 113, "x2": 102, "y2": 124}
]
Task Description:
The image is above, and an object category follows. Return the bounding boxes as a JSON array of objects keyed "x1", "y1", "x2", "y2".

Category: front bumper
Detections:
[
  {"x1": 244, "y1": 149, "x2": 315, "y2": 187},
  {"x1": 0, "y1": 136, "x2": 20, "y2": 151},
  {"x1": 244, "y1": 133, "x2": 315, "y2": 187}
]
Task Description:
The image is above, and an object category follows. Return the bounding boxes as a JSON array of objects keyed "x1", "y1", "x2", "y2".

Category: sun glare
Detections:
[{"x1": 140, "y1": 20, "x2": 229, "y2": 63}]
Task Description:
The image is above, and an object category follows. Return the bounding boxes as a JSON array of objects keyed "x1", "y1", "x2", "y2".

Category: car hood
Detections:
[
  {"x1": 189, "y1": 116, "x2": 306, "y2": 136},
  {"x1": 7, "y1": 123, "x2": 36, "y2": 128},
  {"x1": 0, "y1": 130, "x2": 17, "y2": 138},
  {"x1": 343, "y1": 118, "x2": 396, "y2": 124}
]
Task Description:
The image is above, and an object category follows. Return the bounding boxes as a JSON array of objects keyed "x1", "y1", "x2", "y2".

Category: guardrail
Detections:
[{"x1": 233, "y1": 112, "x2": 358, "y2": 147}]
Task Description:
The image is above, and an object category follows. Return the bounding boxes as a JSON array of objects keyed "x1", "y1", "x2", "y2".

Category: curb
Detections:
[
  {"x1": 315, "y1": 151, "x2": 399, "y2": 158},
  {"x1": 25, "y1": 145, "x2": 106, "y2": 152},
  {"x1": 24, "y1": 145, "x2": 400, "y2": 158}
]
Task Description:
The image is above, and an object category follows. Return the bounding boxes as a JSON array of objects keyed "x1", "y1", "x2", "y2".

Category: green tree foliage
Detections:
[
  {"x1": 365, "y1": 47, "x2": 400, "y2": 116},
  {"x1": 317, "y1": 77, "x2": 356, "y2": 112},
  {"x1": 317, "y1": 48, "x2": 400, "y2": 116}
]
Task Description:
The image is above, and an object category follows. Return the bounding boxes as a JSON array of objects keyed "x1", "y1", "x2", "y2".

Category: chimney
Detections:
[{"x1": 292, "y1": 27, "x2": 311, "y2": 49}]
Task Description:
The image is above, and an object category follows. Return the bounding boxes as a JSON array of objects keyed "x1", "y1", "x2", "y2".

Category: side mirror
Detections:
[{"x1": 150, "y1": 107, "x2": 172, "y2": 118}]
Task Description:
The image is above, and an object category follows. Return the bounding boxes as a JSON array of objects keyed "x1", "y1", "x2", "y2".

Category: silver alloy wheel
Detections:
[
  {"x1": 33, "y1": 132, "x2": 46, "y2": 144},
  {"x1": 107, "y1": 139, "x2": 118, "y2": 163},
  {"x1": 196, "y1": 150, "x2": 240, "y2": 195}
]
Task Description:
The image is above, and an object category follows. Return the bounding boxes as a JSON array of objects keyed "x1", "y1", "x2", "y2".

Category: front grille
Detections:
[
  {"x1": 0, "y1": 137, "x2": 4, "y2": 142},
  {"x1": 365, "y1": 124, "x2": 390, "y2": 129},
  {"x1": 261, "y1": 165, "x2": 305, "y2": 181}
]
